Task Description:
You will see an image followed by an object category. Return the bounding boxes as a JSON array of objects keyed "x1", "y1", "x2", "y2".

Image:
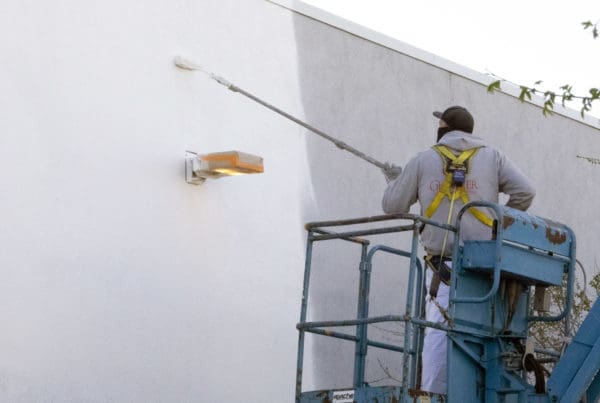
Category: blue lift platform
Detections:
[{"x1": 295, "y1": 202, "x2": 600, "y2": 403}]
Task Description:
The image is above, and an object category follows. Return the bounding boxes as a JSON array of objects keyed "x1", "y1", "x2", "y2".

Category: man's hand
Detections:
[{"x1": 382, "y1": 162, "x2": 402, "y2": 183}]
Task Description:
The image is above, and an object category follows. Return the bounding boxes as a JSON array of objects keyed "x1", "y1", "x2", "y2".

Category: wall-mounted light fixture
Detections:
[{"x1": 185, "y1": 151, "x2": 264, "y2": 185}]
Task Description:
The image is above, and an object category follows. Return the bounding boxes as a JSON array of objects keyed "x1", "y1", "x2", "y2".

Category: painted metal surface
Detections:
[
  {"x1": 295, "y1": 202, "x2": 600, "y2": 403},
  {"x1": 447, "y1": 202, "x2": 576, "y2": 403},
  {"x1": 296, "y1": 213, "x2": 438, "y2": 402},
  {"x1": 459, "y1": 204, "x2": 574, "y2": 287},
  {"x1": 547, "y1": 297, "x2": 600, "y2": 402}
]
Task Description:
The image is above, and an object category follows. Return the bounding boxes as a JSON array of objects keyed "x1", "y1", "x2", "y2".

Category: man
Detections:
[{"x1": 381, "y1": 106, "x2": 535, "y2": 394}]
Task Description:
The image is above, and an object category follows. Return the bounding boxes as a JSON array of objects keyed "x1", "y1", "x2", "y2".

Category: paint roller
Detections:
[{"x1": 173, "y1": 55, "x2": 393, "y2": 172}]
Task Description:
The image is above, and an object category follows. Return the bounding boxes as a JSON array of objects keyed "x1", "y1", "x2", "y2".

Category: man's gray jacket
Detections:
[{"x1": 382, "y1": 130, "x2": 535, "y2": 256}]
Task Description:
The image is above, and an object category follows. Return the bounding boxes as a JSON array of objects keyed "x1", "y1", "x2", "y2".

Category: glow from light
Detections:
[{"x1": 185, "y1": 151, "x2": 264, "y2": 185}]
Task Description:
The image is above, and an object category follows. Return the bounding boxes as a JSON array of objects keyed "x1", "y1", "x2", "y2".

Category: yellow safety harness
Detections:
[{"x1": 424, "y1": 145, "x2": 494, "y2": 227}]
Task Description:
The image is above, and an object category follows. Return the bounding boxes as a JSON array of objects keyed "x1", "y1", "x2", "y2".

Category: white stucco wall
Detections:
[
  {"x1": 2, "y1": 0, "x2": 600, "y2": 401},
  {"x1": 1, "y1": 1, "x2": 312, "y2": 401}
]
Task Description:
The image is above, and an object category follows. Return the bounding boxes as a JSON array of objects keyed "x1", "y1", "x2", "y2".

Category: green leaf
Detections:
[
  {"x1": 487, "y1": 80, "x2": 501, "y2": 93},
  {"x1": 518, "y1": 86, "x2": 532, "y2": 102},
  {"x1": 582, "y1": 21, "x2": 593, "y2": 29},
  {"x1": 559, "y1": 84, "x2": 572, "y2": 92},
  {"x1": 543, "y1": 99, "x2": 555, "y2": 116}
]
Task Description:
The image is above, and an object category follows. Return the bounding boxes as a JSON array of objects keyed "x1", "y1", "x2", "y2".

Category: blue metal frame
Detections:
[
  {"x1": 547, "y1": 297, "x2": 600, "y2": 402},
  {"x1": 294, "y1": 204, "x2": 596, "y2": 403},
  {"x1": 451, "y1": 201, "x2": 575, "y2": 320},
  {"x1": 447, "y1": 202, "x2": 577, "y2": 403},
  {"x1": 295, "y1": 213, "x2": 450, "y2": 403}
]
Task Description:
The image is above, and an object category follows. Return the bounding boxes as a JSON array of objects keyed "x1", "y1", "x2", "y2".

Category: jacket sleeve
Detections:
[
  {"x1": 382, "y1": 156, "x2": 419, "y2": 214},
  {"x1": 498, "y1": 152, "x2": 536, "y2": 211}
]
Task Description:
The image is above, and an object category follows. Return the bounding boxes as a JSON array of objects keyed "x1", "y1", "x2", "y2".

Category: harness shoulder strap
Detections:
[
  {"x1": 425, "y1": 145, "x2": 494, "y2": 227},
  {"x1": 433, "y1": 145, "x2": 479, "y2": 165}
]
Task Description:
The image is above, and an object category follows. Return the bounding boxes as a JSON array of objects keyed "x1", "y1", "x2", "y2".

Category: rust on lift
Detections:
[
  {"x1": 408, "y1": 389, "x2": 431, "y2": 402},
  {"x1": 546, "y1": 227, "x2": 567, "y2": 244},
  {"x1": 502, "y1": 215, "x2": 515, "y2": 230}
]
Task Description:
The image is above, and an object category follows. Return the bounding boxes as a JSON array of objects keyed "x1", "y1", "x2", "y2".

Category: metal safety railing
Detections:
[
  {"x1": 295, "y1": 204, "x2": 578, "y2": 403},
  {"x1": 295, "y1": 213, "x2": 456, "y2": 401},
  {"x1": 452, "y1": 201, "x2": 576, "y2": 327}
]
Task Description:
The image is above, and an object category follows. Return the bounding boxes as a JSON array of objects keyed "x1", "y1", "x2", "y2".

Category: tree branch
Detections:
[{"x1": 487, "y1": 76, "x2": 600, "y2": 117}]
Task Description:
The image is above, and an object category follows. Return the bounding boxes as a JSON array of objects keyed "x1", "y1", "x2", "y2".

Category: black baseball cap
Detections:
[{"x1": 433, "y1": 106, "x2": 474, "y2": 133}]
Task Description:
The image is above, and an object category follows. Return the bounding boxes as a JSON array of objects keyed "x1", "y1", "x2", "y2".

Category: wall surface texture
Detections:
[
  {"x1": 1, "y1": 0, "x2": 600, "y2": 402},
  {"x1": 1, "y1": 1, "x2": 311, "y2": 401}
]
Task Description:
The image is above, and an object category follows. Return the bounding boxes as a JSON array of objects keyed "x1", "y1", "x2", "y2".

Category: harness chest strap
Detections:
[{"x1": 424, "y1": 145, "x2": 494, "y2": 227}]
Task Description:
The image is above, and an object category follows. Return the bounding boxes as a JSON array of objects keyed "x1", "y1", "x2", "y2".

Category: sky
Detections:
[{"x1": 303, "y1": 0, "x2": 600, "y2": 118}]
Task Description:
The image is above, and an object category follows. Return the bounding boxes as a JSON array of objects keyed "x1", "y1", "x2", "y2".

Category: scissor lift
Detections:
[{"x1": 295, "y1": 202, "x2": 600, "y2": 403}]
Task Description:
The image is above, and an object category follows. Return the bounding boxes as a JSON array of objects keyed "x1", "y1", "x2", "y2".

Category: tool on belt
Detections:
[{"x1": 425, "y1": 255, "x2": 453, "y2": 298}]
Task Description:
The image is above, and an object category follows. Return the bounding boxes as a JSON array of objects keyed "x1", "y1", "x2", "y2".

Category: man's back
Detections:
[
  {"x1": 382, "y1": 130, "x2": 535, "y2": 256},
  {"x1": 381, "y1": 106, "x2": 535, "y2": 395}
]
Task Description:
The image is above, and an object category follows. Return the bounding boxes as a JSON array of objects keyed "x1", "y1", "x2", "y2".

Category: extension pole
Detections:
[{"x1": 173, "y1": 56, "x2": 386, "y2": 170}]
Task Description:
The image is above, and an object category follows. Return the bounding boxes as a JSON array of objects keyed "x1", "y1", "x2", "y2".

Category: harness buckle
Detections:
[{"x1": 447, "y1": 161, "x2": 467, "y2": 186}]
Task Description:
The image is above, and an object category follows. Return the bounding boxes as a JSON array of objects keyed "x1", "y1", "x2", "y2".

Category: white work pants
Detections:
[{"x1": 421, "y1": 269, "x2": 449, "y2": 395}]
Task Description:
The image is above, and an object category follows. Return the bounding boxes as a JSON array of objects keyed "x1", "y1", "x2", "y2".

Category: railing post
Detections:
[
  {"x1": 402, "y1": 223, "x2": 421, "y2": 389},
  {"x1": 353, "y1": 243, "x2": 371, "y2": 387},
  {"x1": 296, "y1": 231, "x2": 314, "y2": 402}
]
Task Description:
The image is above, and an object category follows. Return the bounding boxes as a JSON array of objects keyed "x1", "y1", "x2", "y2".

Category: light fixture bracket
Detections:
[{"x1": 185, "y1": 151, "x2": 206, "y2": 185}]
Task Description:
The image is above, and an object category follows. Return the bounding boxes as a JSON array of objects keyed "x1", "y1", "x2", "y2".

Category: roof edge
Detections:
[{"x1": 267, "y1": 0, "x2": 600, "y2": 130}]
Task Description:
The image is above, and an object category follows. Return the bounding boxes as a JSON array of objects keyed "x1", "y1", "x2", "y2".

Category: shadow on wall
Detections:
[
  {"x1": 292, "y1": 11, "x2": 448, "y2": 219},
  {"x1": 292, "y1": 12, "x2": 445, "y2": 391}
]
